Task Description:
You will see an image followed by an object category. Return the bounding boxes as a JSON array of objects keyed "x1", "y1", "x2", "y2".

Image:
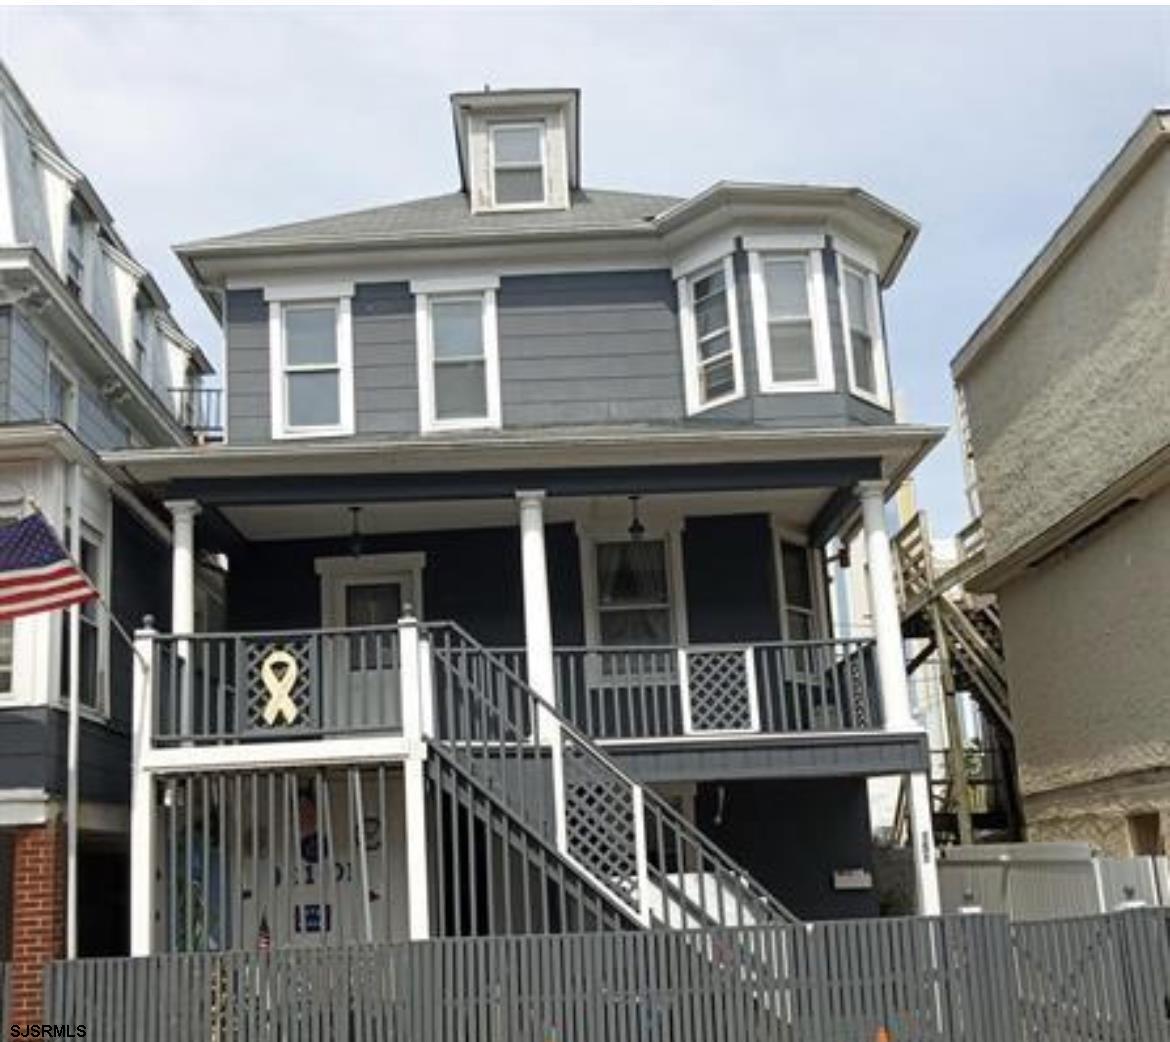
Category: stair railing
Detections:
[{"x1": 422, "y1": 621, "x2": 796, "y2": 931}]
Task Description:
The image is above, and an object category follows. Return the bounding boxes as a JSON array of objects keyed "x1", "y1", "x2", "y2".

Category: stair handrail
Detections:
[{"x1": 423, "y1": 620, "x2": 797, "y2": 926}]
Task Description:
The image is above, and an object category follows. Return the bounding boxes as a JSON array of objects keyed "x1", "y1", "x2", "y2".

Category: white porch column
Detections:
[
  {"x1": 165, "y1": 500, "x2": 200, "y2": 737},
  {"x1": 398, "y1": 609, "x2": 431, "y2": 940},
  {"x1": 165, "y1": 500, "x2": 200, "y2": 637},
  {"x1": 858, "y1": 480, "x2": 941, "y2": 915},
  {"x1": 129, "y1": 621, "x2": 157, "y2": 955},
  {"x1": 516, "y1": 490, "x2": 556, "y2": 715}
]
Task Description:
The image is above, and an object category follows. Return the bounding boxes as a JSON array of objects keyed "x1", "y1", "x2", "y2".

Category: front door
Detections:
[{"x1": 318, "y1": 554, "x2": 424, "y2": 732}]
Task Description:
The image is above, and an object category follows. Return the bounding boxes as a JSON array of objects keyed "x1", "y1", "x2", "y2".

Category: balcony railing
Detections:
[
  {"x1": 549, "y1": 640, "x2": 881, "y2": 741},
  {"x1": 152, "y1": 626, "x2": 403, "y2": 745},
  {"x1": 169, "y1": 386, "x2": 223, "y2": 440},
  {"x1": 149, "y1": 628, "x2": 880, "y2": 747}
]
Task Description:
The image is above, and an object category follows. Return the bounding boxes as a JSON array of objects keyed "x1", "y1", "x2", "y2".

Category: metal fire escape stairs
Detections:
[{"x1": 892, "y1": 513, "x2": 1022, "y2": 846}]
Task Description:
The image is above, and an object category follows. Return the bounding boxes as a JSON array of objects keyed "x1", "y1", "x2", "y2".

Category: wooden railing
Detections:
[{"x1": 548, "y1": 640, "x2": 881, "y2": 741}]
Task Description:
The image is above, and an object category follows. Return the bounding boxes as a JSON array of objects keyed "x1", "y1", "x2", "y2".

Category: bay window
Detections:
[
  {"x1": 679, "y1": 257, "x2": 744, "y2": 413},
  {"x1": 840, "y1": 262, "x2": 889, "y2": 406},
  {"x1": 416, "y1": 286, "x2": 501, "y2": 432},
  {"x1": 749, "y1": 250, "x2": 834, "y2": 392}
]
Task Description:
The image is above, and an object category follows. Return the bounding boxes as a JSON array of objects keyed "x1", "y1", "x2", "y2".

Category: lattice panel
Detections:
[
  {"x1": 847, "y1": 653, "x2": 872, "y2": 729},
  {"x1": 686, "y1": 650, "x2": 755, "y2": 733},
  {"x1": 244, "y1": 638, "x2": 315, "y2": 731},
  {"x1": 561, "y1": 738, "x2": 640, "y2": 912}
]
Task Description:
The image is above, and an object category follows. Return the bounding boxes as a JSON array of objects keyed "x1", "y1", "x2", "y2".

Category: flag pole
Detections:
[{"x1": 66, "y1": 464, "x2": 81, "y2": 960}]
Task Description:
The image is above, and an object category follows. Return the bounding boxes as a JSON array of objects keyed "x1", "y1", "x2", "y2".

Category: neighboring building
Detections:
[
  {"x1": 951, "y1": 110, "x2": 1170, "y2": 856},
  {"x1": 101, "y1": 86, "x2": 947, "y2": 964},
  {"x1": 0, "y1": 61, "x2": 212, "y2": 1014}
]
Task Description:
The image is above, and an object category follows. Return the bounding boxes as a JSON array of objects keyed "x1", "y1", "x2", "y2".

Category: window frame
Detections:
[
  {"x1": 57, "y1": 517, "x2": 110, "y2": 719},
  {"x1": 748, "y1": 248, "x2": 835, "y2": 394},
  {"x1": 677, "y1": 255, "x2": 745, "y2": 415},
  {"x1": 268, "y1": 295, "x2": 355, "y2": 439},
  {"x1": 65, "y1": 204, "x2": 86, "y2": 298},
  {"x1": 488, "y1": 120, "x2": 548, "y2": 211},
  {"x1": 415, "y1": 285, "x2": 502, "y2": 433},
  {"x1": 838, "y1": 259, "x2": 891, "y2": 408},
  {"x1": 47, "y1": 359, "x2": 78, "y2": 429}
]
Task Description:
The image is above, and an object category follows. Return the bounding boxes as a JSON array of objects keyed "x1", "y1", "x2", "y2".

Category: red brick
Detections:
[{"x1": 8, "y1": 821, "x2": 66, "y2": 1025}]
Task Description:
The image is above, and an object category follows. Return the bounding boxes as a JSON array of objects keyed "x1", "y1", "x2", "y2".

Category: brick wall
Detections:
[{"x1": 7, "y1": 820, "x2": 65, "y2": 1025}]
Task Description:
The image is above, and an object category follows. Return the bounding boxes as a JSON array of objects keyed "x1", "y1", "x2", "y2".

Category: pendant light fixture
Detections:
[{"x1": 627, "y1": 495, "x2": 645, "y2": 542}]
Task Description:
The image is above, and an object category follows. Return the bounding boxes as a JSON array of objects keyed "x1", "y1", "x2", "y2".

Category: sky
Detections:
[{"x1": 0, "y1": 5, "x2": 1167, "y2": 534}]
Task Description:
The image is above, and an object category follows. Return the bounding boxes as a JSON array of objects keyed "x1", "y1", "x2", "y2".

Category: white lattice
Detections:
[
  {"x1": 561, "y1": 738, "x2": 641, "y2": 912},
  {"x1": 684, "y1": 650, "x2": 758, "y2": 734}
]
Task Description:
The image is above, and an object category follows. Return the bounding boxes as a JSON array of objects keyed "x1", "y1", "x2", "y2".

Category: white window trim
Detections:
[
  {"x1": 578, "y1": 521, "x2": 689, "y2": 649},
  {"x1": 47, "y1": 355, "x2": 79, "y2": 430},
  {"x1": 488, "y1": 120, "x2": 548, "y2": 212},
  {"x1": 748, "y1": 249, "x2": 835, "y2": 394},
  {"x1": 770, "y1": 523, "x2": 827, "y2": 643},
  {"x1": 677, "y1": 255, "x2": 745, "y2": 416},
  {"x1": 415, "y1": 288, "x2": 502, "y2": 433},
  {"x1": 315, "y1": 551, "x2": 427, "y2": 625},
  {"x1": 268, "y1": 296, "x2": 355, "y2": 440},
  {"x1": 838, "y1": 261, "x2": 891, "y2": 409}
]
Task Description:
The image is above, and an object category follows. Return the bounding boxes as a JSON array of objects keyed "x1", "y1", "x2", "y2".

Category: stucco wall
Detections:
[
  {"x1": 1000, "y1": 482, "x2": 1170, "y2": 799},
  {"x1": 959, "y1": 146, "x2": 1170, "y2": 565}
]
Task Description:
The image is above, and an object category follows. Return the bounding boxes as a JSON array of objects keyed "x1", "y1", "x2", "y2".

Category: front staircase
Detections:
[{"x1": 420, "y1": 622, "x2": 796, "y2": 937}]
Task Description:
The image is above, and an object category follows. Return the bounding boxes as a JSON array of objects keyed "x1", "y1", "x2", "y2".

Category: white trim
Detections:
[
  {"x1": 409, "y1": 274, "x2": 500, "y2": 295},
  {"x1": 831, "y1": 233, "x2": 880, "y2": 275},
  {"x1": 140, "y1": 734, "x2": 414, "y2": 773},
  {"x1": 415, "y1": 288, "x2": 502, "y2": 433},
  {"x1": 742, "y1": 231, "x2": 826, "y2": 253},
  {"x1": 315, "y1": 551, "x2": 426, "y2": 625},
  {"x1": 839, "y1": 262, "x2": 891, "y2": 408},
  {"x1": 748, "y1": 249, "x2": 835, "y2": 394},
  {"x1": 269, "y1": 298, "x2": 356, "y2": 439},
  {"x1": 262, "y1": 280, "x2": 356, "y2": 303},
  {"x1": 678, "y1": 255, "x2": 745, "y2": 415},
  {"x1": 670, "y1": 234, "x2": 737, "y2": 280}
]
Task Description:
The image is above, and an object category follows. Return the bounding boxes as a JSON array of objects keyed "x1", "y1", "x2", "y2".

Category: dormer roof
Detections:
[{"x1": 451, "y1": 88, "x2": 580, "y2": 196}]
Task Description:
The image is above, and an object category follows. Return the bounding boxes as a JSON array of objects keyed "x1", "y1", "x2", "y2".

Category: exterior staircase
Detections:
[
  {"x1": 892, "y1": 513, "x2": 1022, "y2": 845},
  {"x1": 420, "y1": 622, "x2": 797, "y2": 936}
]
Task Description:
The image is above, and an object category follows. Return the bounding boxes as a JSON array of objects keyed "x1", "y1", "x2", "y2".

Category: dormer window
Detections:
[
  {"x1": 133, "y1": 295, "x2": 152, "y2": 377},
  {"x1": 66, "y1": 205, "x2": 85, "y2": 298},
  {"x1": 490, "y1": 122, "x2": 546, "y2": 207}
]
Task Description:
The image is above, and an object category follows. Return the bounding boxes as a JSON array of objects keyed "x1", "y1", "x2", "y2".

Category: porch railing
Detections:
[
  {"x1": 548, "y1": 639, "x2": 881, "y2": 742},
  {"x1": 152, "y1": 627, "x2": 403, "y2": 744}
]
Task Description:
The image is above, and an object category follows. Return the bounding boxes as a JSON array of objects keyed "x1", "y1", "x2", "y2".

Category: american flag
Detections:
[{"x1": 0, "y1": 512, "x2": 97, "y2": 622}]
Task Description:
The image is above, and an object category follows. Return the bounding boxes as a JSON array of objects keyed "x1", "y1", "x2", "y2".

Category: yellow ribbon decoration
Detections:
[{"x1": 260, "y1": 649, "x2": 300, "y2": 725}]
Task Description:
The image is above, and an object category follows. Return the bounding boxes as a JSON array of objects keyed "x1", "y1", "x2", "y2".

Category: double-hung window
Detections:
[
  {"x1": 66, "y1": 205, "x2": 85, "y2": 298},
  {"x1": 840, "y1": 262, "x2": 889, "y2": 406},
  {"x1": 594, "y1": 540, "x2": 673, "y2": 646},
  {"x1": 750, "y1": 250, "x2": 834, "y2": 392},
  {"x1": 416, "y1": 285, "x2": 501, "y2": 432},
  {"x1": 133, "y1": 296, "x2": 151, "y2": 378},
  {"x1": 48, "y1": 363, "x2": 76, "y2": 428},
  {"x1": 679, "y1": 257, "x2": 744, "y2": 413},
  {"x1": 271, "y1": 296, "x2": 354, "y2": 437},
  {"x1": 59, "y1": 525, "x2": 106, "y2": 713},
  {"x1": 489, "y1": 123, "x2": 546, "y2": 207}
]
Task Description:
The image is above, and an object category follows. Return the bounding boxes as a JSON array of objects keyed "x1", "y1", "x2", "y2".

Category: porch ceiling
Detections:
[{"x1": 221, "y1": 488, "x2": 831, "y2": 541}]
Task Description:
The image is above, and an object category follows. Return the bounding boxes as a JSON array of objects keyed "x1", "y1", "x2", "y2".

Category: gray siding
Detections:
[
  {"x1": 223, "y1": 254, "x2": 895, "y2": 446},
  {"x1": 0, "y1": 307, "x2": 10, "y2": 413},
  {"x1": 3, "y1": 309, "x2": 132, "y2": 449},
  {"x1": 498, "y1": 271, "x2": 684, "y2": 426}
]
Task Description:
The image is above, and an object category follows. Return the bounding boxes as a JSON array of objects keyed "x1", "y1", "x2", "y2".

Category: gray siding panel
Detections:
[
  {"x1": 8, "y1": 308, "x2": 47, "y2": 421},
  {"x1": 498, "y1": 270, "x2": 685, "y2": 428},
  {"x1": 0, "y1": 307, "x2": 11, "y2": 416},
  {"x1": 78, "y1": 385, "x2": 130, "y2": 450},
  {"x1": 223, "y1": 258, "x2": 896, "y2": 445}
]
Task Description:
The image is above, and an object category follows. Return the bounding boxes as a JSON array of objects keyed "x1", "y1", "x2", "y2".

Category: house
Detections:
[
  {"x1": 97, "y1": 85, "x2": 945, "y2": 959},
  {"x1": 0, "y1": 59, "x2": 213, "y2": 1015},
  {"x1": 951, "y1": 110, "x2": 1170, "y2": 856}
]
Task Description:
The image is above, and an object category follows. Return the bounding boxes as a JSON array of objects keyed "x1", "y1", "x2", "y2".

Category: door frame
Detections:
[{"x1": 315, "y1": 552, "x2": 427, "y2": 627}]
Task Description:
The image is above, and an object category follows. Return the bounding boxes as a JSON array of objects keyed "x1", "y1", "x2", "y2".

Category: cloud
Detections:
[{"x1": 1, "y1": 6, "x2": 1166, "y2": 532}]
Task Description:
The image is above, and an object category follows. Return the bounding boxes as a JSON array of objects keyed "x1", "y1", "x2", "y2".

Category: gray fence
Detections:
[{"x1": 43, "y1": 911, "x2": 1170, "y2": 1041}]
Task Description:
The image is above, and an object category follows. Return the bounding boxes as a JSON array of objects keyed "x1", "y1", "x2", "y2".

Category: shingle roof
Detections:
[{"x1": 180, "y1": 188, "x2": 682, "y2": 253}]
